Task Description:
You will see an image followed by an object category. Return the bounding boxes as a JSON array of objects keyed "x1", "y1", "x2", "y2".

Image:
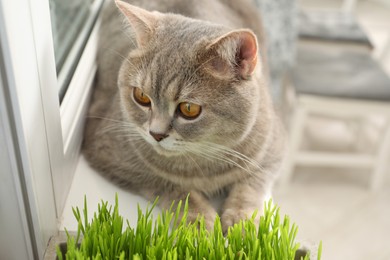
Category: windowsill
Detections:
[
  {"x1": 59, "y1": 154, "x2": 162, "y2": 231},
  {"x1": 59, "y1": 154, "x2": 227, "y2": 231}
]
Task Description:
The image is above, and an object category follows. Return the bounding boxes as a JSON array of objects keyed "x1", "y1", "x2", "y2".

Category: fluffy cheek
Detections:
[{"x1": 205, "y1": 105, "x2": 254, "y2": 145}]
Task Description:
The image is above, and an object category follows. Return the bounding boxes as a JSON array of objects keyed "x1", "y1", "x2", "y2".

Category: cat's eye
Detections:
[
  {"x1": 178, "y1": 102, "x2": 202, "y2": 119},
  {"x1": 133, "y1": 87, "x2": 151, "y2": 106}
]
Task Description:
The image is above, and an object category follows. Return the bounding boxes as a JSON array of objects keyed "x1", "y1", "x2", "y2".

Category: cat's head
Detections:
[{"x1": 115, "y1": 0, "x2": 264, "y2": 157}]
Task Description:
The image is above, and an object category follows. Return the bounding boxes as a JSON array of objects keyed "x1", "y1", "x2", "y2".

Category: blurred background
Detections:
[{"x1": 257, "y1": 0, "x2": 390, "y2": 259}]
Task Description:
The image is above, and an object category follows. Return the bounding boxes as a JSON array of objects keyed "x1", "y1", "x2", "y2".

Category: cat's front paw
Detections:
[
  {"x1": 186, "y1": 209, "x2": 216, "y2": 231},
  {"x1": 221, "y1": 207, "x2": 260, "y2": 234}
]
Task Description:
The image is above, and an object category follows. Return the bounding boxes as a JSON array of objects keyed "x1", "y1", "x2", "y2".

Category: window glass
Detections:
[
  {"x1": 49, "y1": 0, "x2": 102, "y2": 101},
  {"x1": 50, "y1": 0, "x2": 93, "y2": 72}
]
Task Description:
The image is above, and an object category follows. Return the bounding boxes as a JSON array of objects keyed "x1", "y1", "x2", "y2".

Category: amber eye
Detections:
[
  {"x1": 178, "y1": 102, "x2": 202, "y2": 119},
  {"x1": 133, "y1": 87, "x2": 151, "y2": 106}
]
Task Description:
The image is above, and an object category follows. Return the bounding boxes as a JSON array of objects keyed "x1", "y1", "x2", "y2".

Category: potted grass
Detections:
[{"x1": 55, "y1": 195, "x2": 322, "y2": 260}]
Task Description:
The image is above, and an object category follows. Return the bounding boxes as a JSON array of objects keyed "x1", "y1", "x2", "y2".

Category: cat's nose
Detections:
[{"x1": 149, "y1": 131, "x2": 169, "y2": 142}]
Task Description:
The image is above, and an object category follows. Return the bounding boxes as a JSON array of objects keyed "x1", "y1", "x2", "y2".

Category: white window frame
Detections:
[{"x1": 0, "y1": 0, "x2": 103, "y2": 258}]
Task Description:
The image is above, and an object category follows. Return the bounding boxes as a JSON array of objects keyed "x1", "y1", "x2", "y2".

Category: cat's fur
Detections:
[{"x1": 83, "y1": 0, "x2": 285, "y2": 231}]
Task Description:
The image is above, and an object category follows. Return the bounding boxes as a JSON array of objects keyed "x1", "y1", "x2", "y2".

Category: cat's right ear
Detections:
[
  {"x1": 203, "y1": 30, "x2": 259, "y2": 81},
  {"x1": 115, "y1": 0, "x2": 158, "y2": 46}
]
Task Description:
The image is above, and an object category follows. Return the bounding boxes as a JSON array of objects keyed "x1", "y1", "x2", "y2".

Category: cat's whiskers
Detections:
[
  {"x1": 200, "y1": 143, "x2": 252, "y2": 170},
  {"x1": 89, "y1": 116, "x2": 142, "y2": 139},
  {"x1": 98, "y1": 124, "x2": 133, "y2": 135},
  {"x1": 182, "y1": 152, "x2": 206, "y2": 178},
  {"x1": 98, "y1": 123, "x2": 139, "y2": 136},
  {"x1": 97, "y1": 125, "x2": 135, "y2": 137},
  {"x1": 182, "y1": 142, "x2": 256, "y2": 176},
  {"x1": 200, "y1": 141, "x2": 264, "y2": 172},
  {"x1": 182, "y1": 145, "x2": 225, "y2": 165},
  {"x1": 88, "y1": 115, "x2": 135, "y2": 125},
  {"x1": 120, "y1": 136, "x2": 146, "y2": 147}
]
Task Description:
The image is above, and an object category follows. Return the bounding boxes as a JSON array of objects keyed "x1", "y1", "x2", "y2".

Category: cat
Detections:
[{"x1": 83, "y1": 0, "x2": 285, "y2": 232}]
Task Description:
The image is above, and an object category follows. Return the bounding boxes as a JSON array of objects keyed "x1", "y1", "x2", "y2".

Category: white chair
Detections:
[{"x1": 279, "y1": 11, "x2": 390, "y2": 190}]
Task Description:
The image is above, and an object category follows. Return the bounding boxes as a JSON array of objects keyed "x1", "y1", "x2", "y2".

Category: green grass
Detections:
[{"x1": 58, "y1": 195, "x2": 322, "y2": 260}]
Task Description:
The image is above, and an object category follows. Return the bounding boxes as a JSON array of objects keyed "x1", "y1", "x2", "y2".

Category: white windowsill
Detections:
[
  {"x1": 59, "y1": 155, "x2": 162, "y2": 231},
  {"x1": 60, "y1": 155, "x2": 254, "y2": 233},
  {"x1": 59, "y1": 155, "x2": 228, "y2": 231}
]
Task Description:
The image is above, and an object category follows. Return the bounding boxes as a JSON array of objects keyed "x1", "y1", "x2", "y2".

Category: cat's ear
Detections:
[
  {"x1": 115, "y1": 0, "x2": 158, "y2": 46},
  {"x1": 205, "y1": 30, "x2": 258, "y2": 80}
]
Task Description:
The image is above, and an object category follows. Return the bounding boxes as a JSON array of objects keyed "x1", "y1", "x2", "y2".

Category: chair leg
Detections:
[
  {"x1": 371, "y1": 119, "x2": 390, "y2": 190},
  {"x1": 279, "y1": 106, "x2": 307, "y2": 188}
]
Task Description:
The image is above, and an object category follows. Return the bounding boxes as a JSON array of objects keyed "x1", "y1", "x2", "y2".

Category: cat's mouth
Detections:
[{"x1": 139, "y1": 129, "x2": 185, "y2": 156}]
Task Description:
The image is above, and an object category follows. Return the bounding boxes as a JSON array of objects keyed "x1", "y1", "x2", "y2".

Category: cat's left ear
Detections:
[
  {"x1": 205, "y1": 30, "x2": 258, "y2": 80},
  {"x1": 115, "y1": 0, "x2": 158, "y2": 46}
]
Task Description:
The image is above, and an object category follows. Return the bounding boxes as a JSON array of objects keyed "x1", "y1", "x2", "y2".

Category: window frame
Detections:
[
  {"x1": 0, "y1": 0, "x2": 103, "y2": 258},
  {"x1": 0, "y1": 55, "x2": 36, "y2": 260}
]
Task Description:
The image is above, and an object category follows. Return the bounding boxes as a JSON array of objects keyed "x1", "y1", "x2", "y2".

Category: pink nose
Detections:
[{"x1": 149, "y1": 131, "x2": 169, "y2": 142}]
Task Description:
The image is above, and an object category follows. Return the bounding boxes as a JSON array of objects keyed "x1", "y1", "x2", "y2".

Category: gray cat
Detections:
[{"x1": 83, "y1": 0, "x2": 285, "y2": 232}]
